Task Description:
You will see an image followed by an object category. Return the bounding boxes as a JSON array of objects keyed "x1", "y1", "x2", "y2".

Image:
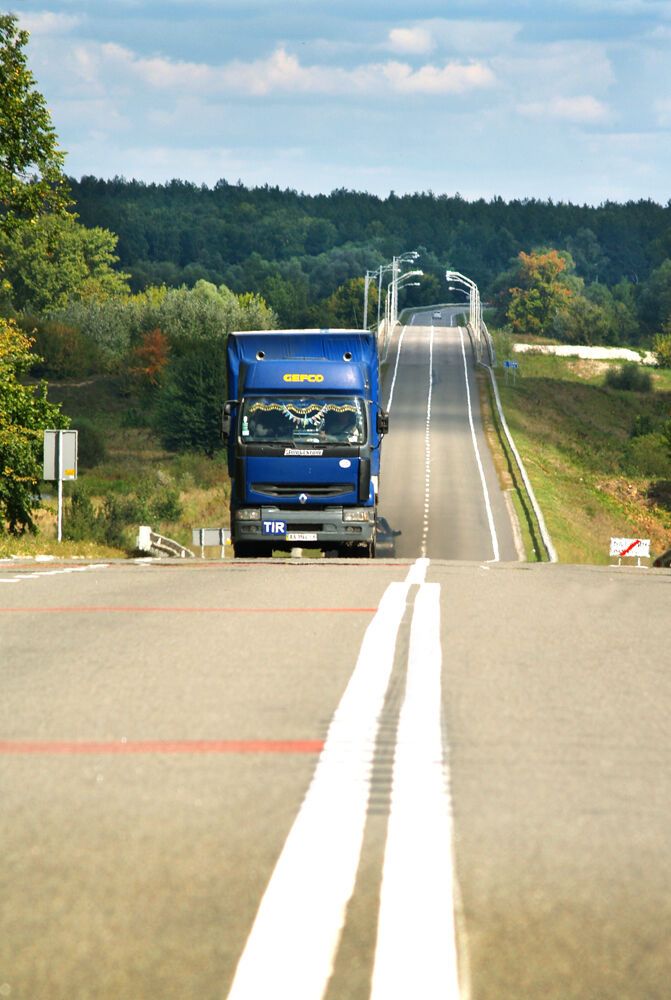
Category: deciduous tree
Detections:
[
  {"x1": 506, "y1": 250, "x2": 574, "y2": 336},
  {"x1": 0, "y1": 318, "x2": 67, "y2": 533},
  {"x1": 0, "y1": 15, "x2": 70, "y2": 235}
]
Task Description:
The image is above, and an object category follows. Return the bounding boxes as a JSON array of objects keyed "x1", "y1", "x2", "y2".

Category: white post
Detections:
[
  {"x1": 363, "y1": 272, "x2": 370, "y2": 331},
  {"x1": 57, "y1": 429, "x2": 63, "y2": 543}
]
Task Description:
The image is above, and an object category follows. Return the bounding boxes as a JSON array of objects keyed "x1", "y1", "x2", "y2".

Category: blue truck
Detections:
[{"x1": 224, "y1": 329, "x2": 388, "y2": 558}]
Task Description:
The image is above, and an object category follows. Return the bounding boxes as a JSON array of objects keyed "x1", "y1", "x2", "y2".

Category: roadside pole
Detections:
[{"x1": 43, "y1": 430, "x2": 78, "y2": 542}]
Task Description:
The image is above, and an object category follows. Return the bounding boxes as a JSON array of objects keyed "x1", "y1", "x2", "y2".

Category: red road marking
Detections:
[
  {"x1": 0, "y1": 739, "x2": 324, "y2": 755},
  {"x1": 0, "y1": 605, "x2": 377, "y2": 613},
  {"x1": 617, "y1": 539, "x2": 642, "y2": 558}
]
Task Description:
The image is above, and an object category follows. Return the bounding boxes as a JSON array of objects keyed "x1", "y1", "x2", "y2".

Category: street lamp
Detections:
[{"x1": 445, "y1": 270, "x2": 482, "y2": 358}]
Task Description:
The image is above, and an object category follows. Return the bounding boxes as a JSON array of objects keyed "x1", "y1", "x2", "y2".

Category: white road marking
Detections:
[
  {"x1": 226, "y1": 560, "x2": 425, "y2": 1000},
  {"x1": 371, "y1": 582, "x2": 463, "y2": 1000},
  {"x1": 0, "y1": 564, "x2": 108, "y2": 584},
  {"x1": 421, "y1": 324, "x2": 435, "y2": 558},
  {"x1": 385, "y1": 324, "x2": 408, "y2": 413},
  {"x1": 458, "y1": 327, "x2": 500, "y2": 562}
]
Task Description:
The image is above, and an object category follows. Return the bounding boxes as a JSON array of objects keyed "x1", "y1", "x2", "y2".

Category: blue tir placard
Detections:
[{"x1": 262, "y1": 520, "x2": 287, "y2": 536}]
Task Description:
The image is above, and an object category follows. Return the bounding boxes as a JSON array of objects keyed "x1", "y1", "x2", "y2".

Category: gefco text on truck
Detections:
[{"x1": 223, "y1": 329, "x2": 389, "y2": 558}]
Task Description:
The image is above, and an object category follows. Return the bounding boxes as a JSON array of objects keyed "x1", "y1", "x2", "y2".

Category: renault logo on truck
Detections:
[{"x1": 283, "y1": 373, "x2": 324, "y2": 383}]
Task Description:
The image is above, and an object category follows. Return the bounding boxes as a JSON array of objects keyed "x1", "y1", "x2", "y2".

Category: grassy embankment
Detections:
[
  {"x1": 480, "y1": 330, "x2": 671, "y2": 564},
  {"x1": 0, "y1": 377, "x2": 231, "y2": 560}
]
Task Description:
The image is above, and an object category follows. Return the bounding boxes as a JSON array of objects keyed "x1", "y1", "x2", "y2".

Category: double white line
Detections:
[{"x1": 227, "y1": 559, "x2": 463, "y2": 1000}]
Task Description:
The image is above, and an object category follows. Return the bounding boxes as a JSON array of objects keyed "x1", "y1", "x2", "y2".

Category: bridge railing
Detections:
[{"x1": 468, "y1": 320, "x2": 558, "y2": 564}]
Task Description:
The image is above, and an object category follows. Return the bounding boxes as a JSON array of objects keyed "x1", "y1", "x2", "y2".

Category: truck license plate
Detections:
[{"x1": 286, "y1": 532, "x2": 318, "y2": 542}]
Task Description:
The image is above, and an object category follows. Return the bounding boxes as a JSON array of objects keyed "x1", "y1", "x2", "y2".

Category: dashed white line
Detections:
[
  {"x1": 421, "y1": 323, "x2": 435, "y2": 558},
  {"x1": 458, "y1": 327, "x2": 500, "y2": 562},
  {"x1": 371, "y1": 582, "x2": 463, "y2": 1000},
  {"x1": 0, "y1": 564, "x2": 108, "y2": 584},
  {"x1": 225, "y1": 560, "x2": 425, "y2": 1000}
]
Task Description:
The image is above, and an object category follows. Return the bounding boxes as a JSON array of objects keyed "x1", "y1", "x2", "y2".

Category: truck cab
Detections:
[{"x1": 225, "y1": 330, "x2": 387, "y2": 558}]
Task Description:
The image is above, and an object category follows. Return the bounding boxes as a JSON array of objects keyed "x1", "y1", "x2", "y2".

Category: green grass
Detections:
[
  {"x1": 488, "y1": 331, "x2": 671, "y2": 564},
  {"x1": 2, "y1": 376, "x2": 232, "y2": 559}
]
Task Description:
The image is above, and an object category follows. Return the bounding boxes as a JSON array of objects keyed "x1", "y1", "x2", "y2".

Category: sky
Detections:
[{"x1": 12, "y1": 0, "x2": 671, "y2": 204}]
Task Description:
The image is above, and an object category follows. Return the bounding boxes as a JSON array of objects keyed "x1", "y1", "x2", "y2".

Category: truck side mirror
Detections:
[
  {"x1": 222, "y1": 401, "x2": 233, "y2": 441},
  {"x1": 376, "y1": 410, "x2": 389, "y2": 436}
]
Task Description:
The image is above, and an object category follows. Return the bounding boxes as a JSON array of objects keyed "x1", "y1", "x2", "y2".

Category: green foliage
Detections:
[
  {"x1": 63, "y1": 476, "x2": 183, "y2": 547},
  {"x1": 604, "y1": 362, "x2": 653, "y2": 393},
  {"x1": 25, "y1": 315, "x2": 102, "y2": 378},
  {"x1": 69, "y1": 417, "x2": 107, "y2": 468},
  {"x1": 623, "y1": 433, "x2": 671, "y2": 478},
  {"x1": 154, "y1": 342, "x2": 227, "y2": 456},
  {"x1": 506, "y1": 250, "x2": 574, "y2": 336},
  {"x1": 0, "y1": 318, "x2": 67, "y2": 533},
  {"x1": 48, "y1": 280, "x2": 275, "y2": 373},
  {"x1": 664, "y1": 419, "x2": 671, "y2": 461},
  {"x1": 637, "y1": 260, "x2": 671, "y2": 333},
  {"x1": 0, "y1": 15, "x2": 71, "y2": 236},
  {"x1": 0, "y1": 213, "x2": 129, "y2": 311},
  {"x1": 630, "y1": 413, "x2": 656, "y2": 438},
  {"x1": 653, "y1": 329, "x2": 671, "y2": 368}
]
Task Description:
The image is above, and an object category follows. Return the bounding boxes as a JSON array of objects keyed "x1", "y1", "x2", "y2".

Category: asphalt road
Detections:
[
  {"x1": 377, "y1": 309, "x2": 519, "y2": 561},
  {"x1": 1, "y1": 313, "x2": 670, "y2": 1000}
]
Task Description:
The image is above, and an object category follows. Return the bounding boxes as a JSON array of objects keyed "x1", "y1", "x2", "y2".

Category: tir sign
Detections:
[
  {"x1": 262, "y1": 520, "x2": 287, "y2": 536},
  {"x1": 283, "y1": 373, "x2": 324, "y2": 383}
]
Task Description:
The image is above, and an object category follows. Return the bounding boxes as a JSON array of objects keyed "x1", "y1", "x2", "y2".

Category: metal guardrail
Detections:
[
  {"x1": 136, "y1": 525, "x2": 195, "y2": 558},
  {"x1": 471, "y1": 320, "x2": 558, "y2": 564}
]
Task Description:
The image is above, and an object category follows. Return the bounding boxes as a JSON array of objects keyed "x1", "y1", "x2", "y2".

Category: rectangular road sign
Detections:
[
  {"x1": 43, "y1": 430, "x2": 78, "y2": 481},
  {"x1": 609, "y1": 537, "x2": 650, "y2": 564},
  {"x1": 503, "y1": 360, "x2": 519, "y2": 369}
]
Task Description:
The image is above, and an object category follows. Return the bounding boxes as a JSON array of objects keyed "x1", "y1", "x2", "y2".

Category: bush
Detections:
[
  {"x1": 70, "y1": 418, "x2": 107, "y2": 467},
  {"x1": 653, "y1": 331, "x2": 671, "y2": 368},
  {"x1": 623, "y1": 433, "x2": 671, "y2": 478},
  {"x1": 630, "y1": 414, "x2": 656, "y2": 438},
  {"x1": 605, "y1": 362, "x2": 652, "y2": 393},
  {"x1": 27, "y1": 317, "x2": 101, "y2": 378},
  {"x1": 62, "y1": 488, "x2": 99, "y2": 542}
]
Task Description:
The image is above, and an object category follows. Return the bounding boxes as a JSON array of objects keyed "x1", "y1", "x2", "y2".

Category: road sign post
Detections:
[
  {"x1": 43, "y1": 430, "x2": 78, "y2": 542},
  {"x1": 503, "y1": 359, "x2": 519, "y2": 385},
  {"x1": 191, "y1": 527, "x2": 231, "y2": 558}
]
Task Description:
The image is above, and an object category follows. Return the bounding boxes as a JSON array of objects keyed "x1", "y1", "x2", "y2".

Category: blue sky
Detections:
[{"x1": 13, "y1": 0, "x2": 671, "y2": 203}]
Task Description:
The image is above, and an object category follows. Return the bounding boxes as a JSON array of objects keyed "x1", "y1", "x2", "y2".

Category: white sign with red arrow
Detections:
[{"x1": 609, "y1": 537, "x2": 650, "y2": 564}]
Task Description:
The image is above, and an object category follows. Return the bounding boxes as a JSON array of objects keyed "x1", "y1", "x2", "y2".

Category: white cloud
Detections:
[
  {"x1": 518, "y1": 95, "x2": 611, "y2": 124},
  {"x1": 381, "y1": 60, "x2": 495, "y2": 95},
  {"x1": 19, "y1": 12, "x2": 81, "y2": 36},
  {"x1": 59, "y1": 42, "x2": 496, "y2": 100},
  {"x1": 388, "y1": 27, "x2": 435, "y2": 55},
  {"x1": 394, "y1": 19, "x2": 522, "y2": 56}
]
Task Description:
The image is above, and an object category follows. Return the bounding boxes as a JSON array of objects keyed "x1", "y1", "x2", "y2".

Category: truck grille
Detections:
[{"x1": 252, "y1": 483, "x2": 352, "y2": 498}]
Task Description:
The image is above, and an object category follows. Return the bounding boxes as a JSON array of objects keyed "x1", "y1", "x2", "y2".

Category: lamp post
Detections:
[
  {"x1": 363, "y1": 269, "x2": 379, "y2": 331},
  {"x1": 445, "y1": 270, "x2": 482, "y2": 358}
]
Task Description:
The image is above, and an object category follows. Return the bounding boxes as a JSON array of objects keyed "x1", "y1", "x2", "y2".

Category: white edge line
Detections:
[{"x1": 459, "y1": 328, "x2": 500, "y2": 563}]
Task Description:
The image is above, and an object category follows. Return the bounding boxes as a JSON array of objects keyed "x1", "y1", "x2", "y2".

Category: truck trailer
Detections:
[{"x1": 224, "y1": 329, "x2": 388, "y2": 558}]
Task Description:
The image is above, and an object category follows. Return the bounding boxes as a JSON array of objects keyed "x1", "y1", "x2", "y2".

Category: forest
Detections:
[{"x1": 66, "y1": 174, "x2": 671, "y2": 336}]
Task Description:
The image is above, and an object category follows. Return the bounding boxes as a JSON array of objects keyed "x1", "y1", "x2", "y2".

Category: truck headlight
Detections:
[
  {"x1": 343, "y1": 509, "x2": 374, "y2": 522},
  {"x1": 235, "y1": 509, "x2": 261, "y2": 521}
]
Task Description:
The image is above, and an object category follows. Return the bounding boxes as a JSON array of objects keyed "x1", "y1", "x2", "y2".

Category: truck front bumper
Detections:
[{"x1": 233, "y1": 505, "x2": 376, "y2": 547}]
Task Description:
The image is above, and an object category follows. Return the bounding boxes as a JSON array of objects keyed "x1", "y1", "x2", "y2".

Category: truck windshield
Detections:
[{"x1": 241, "y1": 396, "x2": 366, "y2": 445}]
